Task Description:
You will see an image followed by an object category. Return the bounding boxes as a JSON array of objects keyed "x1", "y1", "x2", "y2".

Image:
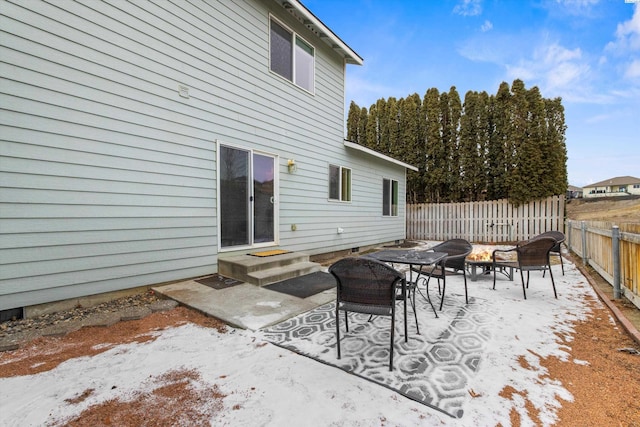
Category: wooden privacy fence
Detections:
[
  {"x1": 407, "y1": 195, "x2": 565, "y2": 243},
  {"x1": 566, "y1": 220, "x2": 640, "y2": 309}
]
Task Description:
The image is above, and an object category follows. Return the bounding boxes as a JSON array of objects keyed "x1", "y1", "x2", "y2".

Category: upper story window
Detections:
[
  {"x1": 270, "y1": 17, "x2": 315, "y2": 93},
  {"x1": 329, "y1": 165, "x2": 351, "y2": 202}
]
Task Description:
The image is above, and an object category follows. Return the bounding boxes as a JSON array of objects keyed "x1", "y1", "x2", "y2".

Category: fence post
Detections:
[
  {"x1": 612, "y1": 225, "x2": 621, "y2": 299},
  {"x1": 581, "y1": 221, "x2": 588, "y2": 265},
  {"x1": 566, "y1": 220, "x2": 572, "y2": 251}
]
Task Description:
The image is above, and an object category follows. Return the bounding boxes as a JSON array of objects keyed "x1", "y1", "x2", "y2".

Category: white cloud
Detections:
[
  {"x1": 616, "y1": 4, "x2": 640, "y2": 48},
  {"x1": 547, "y1": 61, "x2": 587, "y2": 89},
  {"x1": 606, "y1": 4, "x2": 640, "y2": 54},
  {"x1": 453, "y1": 0, "x2": 482, "y2": 17},
  {"x1": 481, "y1": 20, "x2": 493, "y2": 32},
  {"x1": 624, "y1": 59, "x2": 640, "y2": 79},
  {"x1": 549, "y1": 0, "x2": 600, "y2": 16},
  {"x1": 345, "y1": 74, "x2": 405, "y2": 108},
  {"x1": 544, "y1": 43, "x2": 582, "y2": 63},
  {"x1": 505, "y1": 64, "x2": 536, "y2": 81},
  {"x1": 505, "y1": 42, "x2": 593, "y2": 101},
  {"x1": 584, "y1": 111, "x2": 617, "y2": 124},
  {"x1": 604, "y1": 5, "x2": 640, "y2": 84},
  {"x1": 555, "y1": 0, "x2": 599, "y2": 7}
]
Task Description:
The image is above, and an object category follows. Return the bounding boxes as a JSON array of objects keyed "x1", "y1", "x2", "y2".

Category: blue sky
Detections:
[{"x1": 304, "y1": 0, "x2": 639, "y2": 187}]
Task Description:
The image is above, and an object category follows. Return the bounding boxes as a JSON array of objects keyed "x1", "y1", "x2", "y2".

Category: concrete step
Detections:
[
  {"x1": 218, "y1": 252, "x2": 322, "y2": 286},
  {"x1": 249, "y1": 261, "x2": 322, "y2": 287}
]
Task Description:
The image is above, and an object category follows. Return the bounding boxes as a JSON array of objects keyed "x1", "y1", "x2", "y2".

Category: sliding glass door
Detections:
[{"x1": 219, "y1": 145, "x2": 276, "y2": 249}]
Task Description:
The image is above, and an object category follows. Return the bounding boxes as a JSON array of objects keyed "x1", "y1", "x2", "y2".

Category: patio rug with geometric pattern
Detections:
[{"x1": 261, "y1": 294, "x2": 499, "y2": 419}]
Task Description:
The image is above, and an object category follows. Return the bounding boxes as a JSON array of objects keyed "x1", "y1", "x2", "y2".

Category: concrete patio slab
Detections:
[{"x1": 153, "y1": 280, "x2": 335, "y2": 331}]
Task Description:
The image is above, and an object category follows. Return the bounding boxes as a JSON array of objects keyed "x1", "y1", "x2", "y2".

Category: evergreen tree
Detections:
[
  {"x1": 376, "y1": 98, "x2": 389, "y2": 152},
  {"x1": 525, "y1": 85, "x2": 548, "y2": 199},
  {"x1": 423, "y1": 88, "x2": 446, "y2": 202},
  {"x1": 507, "y1": 79, "x2": 531, "y2": 204},
  {"x1": 346, "y1": 101, "x2": 361, "y2": 142},
  {"x1": 423, "y1": 88, "x2": 441, "y2": 202},
  {"x1": 445, "y1": 87, "x2": 462, "y2": 201},
  {"x1": 398, "y1": 94, "x2": 422, "y2": 202},
  {"x1": 386, "y1": 97, "x2": 399, "y2": 155},
  {"x1": 364, "y1": 103, "x2": 378, "y2": 150},
  {"x1": 477, "y1": 91, "x2": 491, "y2": 199},
  {"x1": 459, "y1": 91, "x2": 489, "y2": 201},
  {"x1": 545, "y1": 97, "x2": 569, "y2": 196},
  {"x1": 487, "y1": 82, "x2": 512, "y2": 200},
  {"x1": 349, "y1": 80, "x2": 567, "y2": 205},
  {"x1": 358, "y1": 106, "x2": 368, "y2": 146}
]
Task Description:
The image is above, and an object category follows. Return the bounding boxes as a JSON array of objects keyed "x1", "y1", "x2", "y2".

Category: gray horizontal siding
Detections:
[
  {"x1": 0, "y1": 0, "x2": 407, "y2": 310},
  {"x1": 276, "y1": 142, "x2": 408, "y2": 255}
]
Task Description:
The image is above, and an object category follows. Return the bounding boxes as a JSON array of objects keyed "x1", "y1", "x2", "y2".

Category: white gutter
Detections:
[{"x1": 344, "y1": 140, "x2": 419, "y2": 172}]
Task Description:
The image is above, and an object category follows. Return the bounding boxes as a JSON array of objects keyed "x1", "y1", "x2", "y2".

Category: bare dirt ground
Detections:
[
  {"x1": 0, "y1": 307, "x2": 231, "y2": 425},
  {"x1": 565, "y1": 197, "x2": 640, "y2": 223}
]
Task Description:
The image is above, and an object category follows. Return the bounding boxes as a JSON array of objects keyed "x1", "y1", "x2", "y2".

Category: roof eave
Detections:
[
  {"x1": 584, "y1": 176, "x2": 640, "y2": 187},
  {"x1": 274, "y1": 0, "x2": 363, "y2": 65},
  {"x1": 344, "y1": 140, "x2": 419, "y2": 172}
]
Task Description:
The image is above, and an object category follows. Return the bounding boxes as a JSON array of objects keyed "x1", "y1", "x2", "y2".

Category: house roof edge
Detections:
[
  {"x1": 584, "y1": 176, "x2": 640, "y2": 188},
  {"x1": 344, "y1": 140, "x2": 419, "y2": 172},
  {"x1": 274, "y1": 0, "x2": 364, "y2": 65}
]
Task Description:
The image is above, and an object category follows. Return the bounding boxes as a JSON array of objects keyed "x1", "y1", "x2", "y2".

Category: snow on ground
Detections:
[{"x1": 0, "y1": 253, "x2": 602, "y2": 426}]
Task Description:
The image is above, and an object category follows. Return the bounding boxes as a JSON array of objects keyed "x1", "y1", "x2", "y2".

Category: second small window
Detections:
[
  {"x1": 329, "y1": 165, "x2": 351, "y2": 202},
  {"x1": 382, "y1": 178, "x2": 398, "y2": 216}
]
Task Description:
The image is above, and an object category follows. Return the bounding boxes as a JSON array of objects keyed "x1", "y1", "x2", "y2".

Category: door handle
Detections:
[{"x1": 270, "y1": 196, "x2": 274, "y2": 204}]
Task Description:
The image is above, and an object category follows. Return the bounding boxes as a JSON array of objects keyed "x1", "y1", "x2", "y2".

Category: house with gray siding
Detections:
[{"x1": 0, "y1": 0, "x2": 416, "y2": 314}]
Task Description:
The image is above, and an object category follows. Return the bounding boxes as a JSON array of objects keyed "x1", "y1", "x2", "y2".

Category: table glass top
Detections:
[{"x1": 366, "y1": 250, "x2": 447, "y2": 265}]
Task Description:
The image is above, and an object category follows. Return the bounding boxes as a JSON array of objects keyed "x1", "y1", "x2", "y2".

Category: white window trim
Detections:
[
  {"x1": 382, "y1": 178, "x2": 399, "y2": 217},
  {"x1": 216, "y1": 140, "x2": 280, "y2": 252},
  {"x1": 328, "y1": 164, "x2": 352, "y2": 203},
  {"x1": 269, "y1": 15, "x2": 316, "y2": 95}
]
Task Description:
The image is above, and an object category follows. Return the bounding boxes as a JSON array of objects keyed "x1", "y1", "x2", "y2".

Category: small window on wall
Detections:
[
  {"x1": 382, "y1": 178, "x2": 398, "y2": 216},
  {"x1": 269, "y1": 17, "x2": 315, "y2": 93},
  {"x1": 329, "y1": 165, "x2": 351, "y2": 202}
]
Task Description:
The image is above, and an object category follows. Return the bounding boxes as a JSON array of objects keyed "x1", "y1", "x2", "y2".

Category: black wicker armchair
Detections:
[
  {"x1": 329, "y1": 257, "x2": 406, "y2": 371},
  {"x1": 534, "y1": 231, "x2": 565, "y2": 276},
  {"x1": 412, "y1": 239, "x2": 473, "y2": 310},
  {"x1": 492, "y1": 236, "x2": 557, "y2": 299}
]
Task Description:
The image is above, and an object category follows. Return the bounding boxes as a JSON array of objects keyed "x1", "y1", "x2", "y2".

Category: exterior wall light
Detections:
[{"x1": 287, "y1": 159, "x2": 297, "y2": 173}]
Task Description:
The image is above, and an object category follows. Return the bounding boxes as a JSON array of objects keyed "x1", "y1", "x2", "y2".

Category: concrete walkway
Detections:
[{"x1": 153, "y1": 279, "x2": 335, "y2": 331}]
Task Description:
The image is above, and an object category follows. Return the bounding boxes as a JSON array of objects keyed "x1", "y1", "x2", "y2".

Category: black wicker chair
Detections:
[
  {"x1": 412, "y1": 239, "x2": 473, "y2": 310},
  {"x1": 492, "y1": 236, "x2": 557, "y2": 299},
  {"x1": 534, "y1": 231, "x2": 565, "y2": 276},
  {"x1": 329, "y1": 257, "x2": 405, "y2": 371}
]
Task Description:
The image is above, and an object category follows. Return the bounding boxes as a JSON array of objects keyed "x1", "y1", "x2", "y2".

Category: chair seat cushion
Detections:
[
  {"x1": 338, "y1": 301, "x2": 393, "y2": 316},
  {"x1": 494, "y1": 261, "x2": 518, "y2": 268},
  {"x1": 411, "y1": 266, "x2": 462, "y2": 278},
  {"x1": 520, "y1": 265, "x2": 550, "y2": 271}
]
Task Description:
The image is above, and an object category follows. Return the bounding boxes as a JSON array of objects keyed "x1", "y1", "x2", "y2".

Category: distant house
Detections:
[
  {"x1": 583, "y1": 176, "x2": 640, "y2": 198},
  {"x1": 0, "y1": 1, "x2": 416, "y2": 313},
  {"x1": 566, "y1": 185, "x2": 583, "y2": 199}
]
